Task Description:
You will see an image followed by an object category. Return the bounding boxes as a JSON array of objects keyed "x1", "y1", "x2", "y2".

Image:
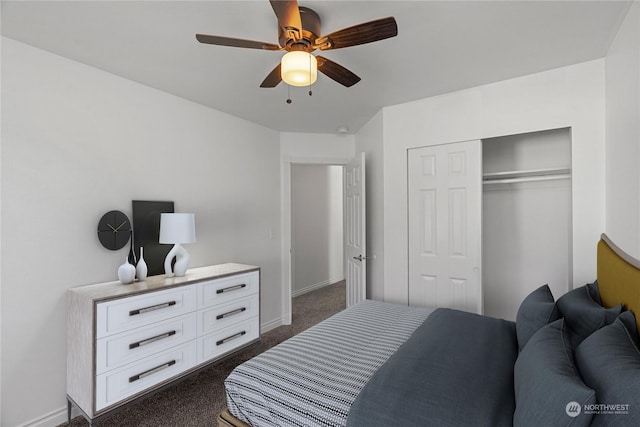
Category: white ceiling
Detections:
[{"x1": 1, "y1": 1, "x2": 631, "y2": 134}]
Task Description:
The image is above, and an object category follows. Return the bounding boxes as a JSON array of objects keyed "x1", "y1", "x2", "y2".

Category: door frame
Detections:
[{"x1": 281, "y1": 155, "x2": 352, "y2": 326}]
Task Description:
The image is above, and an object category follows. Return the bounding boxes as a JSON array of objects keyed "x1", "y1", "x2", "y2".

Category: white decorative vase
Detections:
[
  {"x1": 136, "y1": 247, "x2": 148, "y2": 281},
  {"x1": 118, "y1": 257, "x2": 136, "y2": 284}
]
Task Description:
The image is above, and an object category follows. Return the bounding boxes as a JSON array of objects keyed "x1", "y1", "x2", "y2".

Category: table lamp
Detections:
[{"x1": 159, "y1": 213, "x2": 196, "y2": 277}]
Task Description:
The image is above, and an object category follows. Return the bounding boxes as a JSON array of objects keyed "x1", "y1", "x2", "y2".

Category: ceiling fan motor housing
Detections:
[{"x1": 279, "y1": 6, "x2": 321, "y2": 51}]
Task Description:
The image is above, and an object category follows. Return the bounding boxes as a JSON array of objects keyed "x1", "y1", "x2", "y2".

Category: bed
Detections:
[{"x1": 219, "y1": 233, "x2": 640, "y2": 427}]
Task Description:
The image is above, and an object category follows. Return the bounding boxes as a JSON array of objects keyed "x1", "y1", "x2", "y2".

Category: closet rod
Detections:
[
  {"x1": 482, "y1": 167, "x2": 570, "y2": 180},
  {"x1": 483, "y1": 174, "x2": 571, "y2": 185}
]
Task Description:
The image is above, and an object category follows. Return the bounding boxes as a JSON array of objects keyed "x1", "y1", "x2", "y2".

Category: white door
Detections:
[
  {"x1": 345, "y1": 152, "x2": 366, "y2": 307},
  {"x1": 408, "y1": 141, "x2": 482, "y2": 313}
]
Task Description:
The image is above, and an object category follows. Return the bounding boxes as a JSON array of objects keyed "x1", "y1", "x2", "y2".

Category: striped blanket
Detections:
[{"x1": 225, "y1": 300, "x2": 433, "y2": 427}]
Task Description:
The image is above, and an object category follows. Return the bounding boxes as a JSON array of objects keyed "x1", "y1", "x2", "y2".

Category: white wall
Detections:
[
  {"x1": 1, "y1": 37, "x2": 281, "y2": 427},
  {"x1": 291, "y1": 165, "x2": 343, "y2": 296},
  {"x1": 605, "y1": 1, "x2": 640, "y2": 257},
  {"x1": 279, "y1": 132, "x2": 354, "y2": 324},
  {"x1": 382, "y1": 60, "x2": 606, "y2": 304},
  {"x1": 280, "y1": 133, "x2": 355, "y2": 163},
  {"x1": 354, "y1": 111, "x2": 384, "y2": 300},
  {"x1": 327, "y1": 166, "x2": 344, "y2": 286}
]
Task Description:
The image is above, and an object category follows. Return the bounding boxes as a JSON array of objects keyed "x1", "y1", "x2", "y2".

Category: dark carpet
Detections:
[{"x1": 63, "y1": 281, "x2": 346, "y2": 427}]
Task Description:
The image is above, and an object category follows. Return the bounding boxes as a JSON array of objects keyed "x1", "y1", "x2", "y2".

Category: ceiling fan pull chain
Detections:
[
  {"x1": 286, "y1": 84, "x2": 292, "y2": 104},
  {"x1": 309, "y1": 54, "x2": 313, "y2": 97}
]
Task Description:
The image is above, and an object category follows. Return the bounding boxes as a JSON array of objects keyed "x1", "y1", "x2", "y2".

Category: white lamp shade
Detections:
[
  {"x1": 281, "y1": 51, "x2": 318, "y2": 87},
  {"x1": 159, "y1": 213, "x2": 196, "y2": 244}
]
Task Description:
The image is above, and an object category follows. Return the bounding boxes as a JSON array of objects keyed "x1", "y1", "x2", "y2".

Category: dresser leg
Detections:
[{"x1": 66, "y1": 399, "x2": 72, "y2": 425}]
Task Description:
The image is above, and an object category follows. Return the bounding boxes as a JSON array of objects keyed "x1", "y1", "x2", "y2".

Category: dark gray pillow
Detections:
[
  {"x1": 575, "y1": 311, "x2": 640, "y2": 427},
  {"x1": 514, "y1": 319, "x2": 595, "y2": 427},
  {"x1": 516, "y1": 284, "x2": 560, "y2": 351},
  {"x1": 586, "y1": 280, "x2": 602, "y2": 305},
  {"x1": 556, "y1": 284, "x2": 622, "y2": 346}
]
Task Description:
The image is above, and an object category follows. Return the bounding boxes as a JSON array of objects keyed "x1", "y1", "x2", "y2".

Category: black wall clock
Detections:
[{"x1": 97, "y1": 210, "x2": 132, "y2": 250}]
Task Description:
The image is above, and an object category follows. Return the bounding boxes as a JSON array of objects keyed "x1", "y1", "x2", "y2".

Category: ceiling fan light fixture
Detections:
[{"x1": 281, "y1": 51, "x2": 317, "y2": 86}]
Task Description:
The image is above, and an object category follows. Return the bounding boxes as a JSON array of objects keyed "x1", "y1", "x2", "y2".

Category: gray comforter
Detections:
[
  {"x1": 346, "y1": 308, "x2": 518, "y2": 427},
  {"x1": 225, "y1": 300, "x2": 434, "y2": 427}
]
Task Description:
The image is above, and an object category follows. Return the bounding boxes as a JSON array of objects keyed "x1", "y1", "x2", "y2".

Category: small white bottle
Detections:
[{"x1": 136, "y1": 247, "x2": 148, "y2": 281}]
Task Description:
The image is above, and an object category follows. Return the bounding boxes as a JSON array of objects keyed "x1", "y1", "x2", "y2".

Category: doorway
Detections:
[{"x1": 290, "y1": 164, "x2": 345, "y2": 298}]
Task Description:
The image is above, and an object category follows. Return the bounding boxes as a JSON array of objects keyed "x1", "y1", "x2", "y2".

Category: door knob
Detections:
[{"x1": 353, "y1": 255, "x2": 371, "y2": 261}]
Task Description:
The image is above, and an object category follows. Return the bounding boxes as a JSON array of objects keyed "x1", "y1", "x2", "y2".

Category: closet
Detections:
[
  {"x1": 407, "y1": 128, "x2": 572, "y2": 320},
  {"x1": 482, "y1": 128, "x2": 572, "y2": 320}
]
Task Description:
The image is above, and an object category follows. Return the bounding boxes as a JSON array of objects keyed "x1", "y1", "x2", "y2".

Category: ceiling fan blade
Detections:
[
  {"x1": 270, "y1": 0, "x2": 302, "y2": 38},
  {"x1": 196, "y1": 34, "x2": 281, "y2": 51},
  {"x1": 317, "y1": 17, "x2": 398, "y2": 50},
  {"x1": 316, "y1": 56, "x2": 361, "y2": 87},
  {"x1": 260, "y1": 64, "x2": 282, "y2": 88}
]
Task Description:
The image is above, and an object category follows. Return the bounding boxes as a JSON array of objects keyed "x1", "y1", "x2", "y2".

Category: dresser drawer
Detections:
[
  {"x1": 96, "y1": 313, "x2": 197, "y2": 375},
  {"x1": 198, "y1": 294, "x2": 259, "y2": 335},
  {"x1": 95, "y1": 341, "x2": 197, "y2": 412},
  {"x1": 197, "y1": 316, "x2": 259, "y2": 364},
  {"x1": 197, "y1": 271, "x2": 258, "y2": 309},
  {"x1": 97, "y1": 286, "x2": 197, "y2": 338}
]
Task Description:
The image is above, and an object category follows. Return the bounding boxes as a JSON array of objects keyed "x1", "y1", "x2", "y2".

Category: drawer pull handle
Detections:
[
  {"x1": 216, "y1": 307, "x2": 246, "y2": 320},
  {"x1": 216, "y1": 284, "x2": 246, "y2": 294},
  {"x1": 129, "y1": 330, "x2": 177, "y2": 349},
  {"x1": 129, "y1": 301, "x2": 177, "y2": 316},
  {"x1": 216, "y1": 331, "x2": 246, "y2": 346},
  {"x1": 129, "y1": 360, "x2": 176, "y2": 383}
]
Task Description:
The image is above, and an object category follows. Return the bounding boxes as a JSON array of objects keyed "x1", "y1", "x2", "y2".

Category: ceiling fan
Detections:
[{"x1": 196, "y1": 0, "x2": 398, "y2": 88}]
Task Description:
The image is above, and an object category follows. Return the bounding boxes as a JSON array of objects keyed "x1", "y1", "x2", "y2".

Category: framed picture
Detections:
[{"x1": 132, "y1": 200, "x2": 175, "y2": 276}]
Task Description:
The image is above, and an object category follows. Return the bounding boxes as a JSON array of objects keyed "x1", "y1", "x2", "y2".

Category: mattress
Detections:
[{"x1": 224, "y1": 300, "x2": 434, "y2": 427}]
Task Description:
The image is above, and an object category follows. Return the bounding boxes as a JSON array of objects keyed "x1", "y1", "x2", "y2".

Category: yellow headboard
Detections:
[{"x1": 597, "y1": 233, "x2": 640, "y2": 331}]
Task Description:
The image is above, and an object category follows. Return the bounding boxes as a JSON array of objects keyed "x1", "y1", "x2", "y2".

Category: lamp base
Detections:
[{"x1": 164, "y1": 243, "x2": 190, "y2": 277}]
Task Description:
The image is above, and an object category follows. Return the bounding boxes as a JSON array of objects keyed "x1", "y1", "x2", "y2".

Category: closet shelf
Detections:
[{"x1": 482, "y1": 167, "x2": 570, "y2": 185}]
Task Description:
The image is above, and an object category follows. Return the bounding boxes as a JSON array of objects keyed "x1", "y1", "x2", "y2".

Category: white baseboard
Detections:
[
  {"x1": 17, "y1": 404, "x2": 79, "y2": 427},
  {"x1": 260, "y1": 316, "x2": 283, "y2": 333},
  {"x1": 292, "y1": 279, "x2": 330, "y2": 298},
  {"x1": 291, "y1": 277, "x2": 344, "y2": 298},
  {"x1": 329, "y1": 275, "x2": 345, "y2": 285}
]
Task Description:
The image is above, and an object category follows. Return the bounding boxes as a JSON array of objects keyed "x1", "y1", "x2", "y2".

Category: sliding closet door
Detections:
[{"x1": 408, "y1": 141, "x2": 483, "y2": 313}]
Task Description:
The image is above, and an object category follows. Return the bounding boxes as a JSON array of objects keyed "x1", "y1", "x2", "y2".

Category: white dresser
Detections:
[{"x1": 67, "y1": 263, "x2": 260, "y2": 425}]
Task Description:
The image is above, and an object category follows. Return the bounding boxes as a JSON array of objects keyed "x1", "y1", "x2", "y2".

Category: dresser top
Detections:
[{"x1": 68, "y1": 263, "x2": 259, "y2": 302}]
